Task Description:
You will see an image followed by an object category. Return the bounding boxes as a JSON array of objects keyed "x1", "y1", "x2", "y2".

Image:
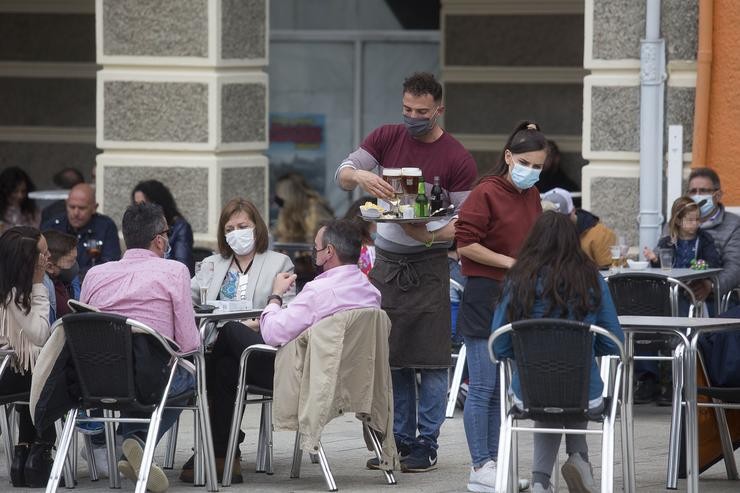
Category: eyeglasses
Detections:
[
  {"x1": 687, "y1": 187, "x2": 717, "y2": 195},
  {"x1": 312, "y1": 245, "x2": 328, "y2": 256}
]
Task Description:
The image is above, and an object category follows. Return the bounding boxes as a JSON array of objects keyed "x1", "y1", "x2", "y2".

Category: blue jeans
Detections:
[
  {"x1": 119, "y1": 366, "x2": 195, "y2": 444},
  {"x1": 391, "y1": 367, "x2": 448, "y2": 452},
  {"x1": 462, "y1": 335, "x2": 500, "y2": 468}
]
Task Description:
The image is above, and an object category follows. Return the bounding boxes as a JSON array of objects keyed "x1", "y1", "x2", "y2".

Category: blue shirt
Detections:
[{"x1": 491, "y1": 275, "x2": 624, "y2": 401}]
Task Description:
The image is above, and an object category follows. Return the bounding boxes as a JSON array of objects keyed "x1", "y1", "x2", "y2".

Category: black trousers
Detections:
[
  {"x1": 0, "y1": 369, "x2": 55, "y2": 444},
  {"x1": 206, "y1": 322, "x2": 275, "y2": 456}
]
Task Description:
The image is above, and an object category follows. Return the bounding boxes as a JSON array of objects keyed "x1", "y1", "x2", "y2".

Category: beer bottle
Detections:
[
  {"x1": 430, "y1": 175, "x2": 443, "y2": 213},
  {"x1": 415, "y1": 178, "x2": 429, "y2": 218}
]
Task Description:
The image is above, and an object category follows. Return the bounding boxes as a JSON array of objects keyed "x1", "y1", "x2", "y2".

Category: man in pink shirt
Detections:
[
  {"x1": 80, "y1": 202, "x2": 199, "y2": 492},
  {"x1": 261, "y1": 219, "x2": 381, "y2": 346}
]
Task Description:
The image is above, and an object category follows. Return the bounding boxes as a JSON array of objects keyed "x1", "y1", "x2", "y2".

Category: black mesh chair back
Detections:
[
  {"x1": 62, "y1": 312, "x2": 154, "y2": 412},
  {"x1": 606, "y1": 273, "x2": 674, "y2": 316},
  {"x1": 509, "y1": 318, "x2": 594, "y2": 421},
  {"x1": 606, "y1": 272, "x2": 697, "y2": 351}
]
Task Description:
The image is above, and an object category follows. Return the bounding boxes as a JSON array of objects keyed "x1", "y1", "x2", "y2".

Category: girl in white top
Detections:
[{"x1": 0, "y1": 226, "x2": 55, "y2": 487}]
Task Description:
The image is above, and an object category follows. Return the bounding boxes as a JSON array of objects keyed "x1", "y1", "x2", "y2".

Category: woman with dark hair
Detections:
[
  {"x1": 0, "y1": 167, "x2": 40, "y2": 230},
  {"x1": 0, "y1": 226, "x2": 56, "y2": 487},
  {"x1": 343, "y1": 196, "x2": 377, "y2": 275},
  {"x1": 491, "y1": 212, "x2": 623, "y2": 492},
  {"x1": 180, "y1": 198, "x2": 293, "y2": 483},
  {"x1": 454, "y1": 121, "x2": 547, "y2": 492},
  {"x1": 132, "y1": 179, "x2": 194, "y2": 275}
]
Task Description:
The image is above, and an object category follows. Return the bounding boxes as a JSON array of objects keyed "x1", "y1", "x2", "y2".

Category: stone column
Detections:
[
  {"x1": 95, "y1": 0, "x2": 268, "y2": 246},
  {"x1": 583, "y1": 0, "x2": 697, "y2": 245},
  {"x1": 440, "y1": 0, "x2": 587, "y2": 186}
]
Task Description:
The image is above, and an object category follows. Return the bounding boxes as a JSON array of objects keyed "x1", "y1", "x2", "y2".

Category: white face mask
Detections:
[{"x1": 226, "y1": 228, "x2": 255, "y2": 256}]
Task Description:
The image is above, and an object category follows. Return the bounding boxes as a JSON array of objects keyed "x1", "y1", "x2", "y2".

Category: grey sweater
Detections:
[{"x1": 700, "y1": 205, "x2": 740, "y2": 297}]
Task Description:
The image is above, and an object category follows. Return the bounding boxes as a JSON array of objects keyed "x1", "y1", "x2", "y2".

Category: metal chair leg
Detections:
[
  {"x1": 290, "y1": 431, "x2": 303, "y2": 478},
  {"x1": 255, "y1": 404, "x2": 267, "y2": 473},
  {"x1": 264, "y1": 401, "x2": 274, "y2": 475},
  {"x1": 222, "y1": 350, "x2": 250, "y2": 486},
  {"x1": 0, "y1": 404, "x2": 14, "y2": 478},
  {"x1": 135, "y1": 404, "x2": 166, "y2": 493},
  {"x1": 666, "y1": 344, "x2": 685, "y2": 489},
  {"x1": 162, "y1": 416, "x2": 179, "y2": 469},
  {"x1": 193, "y1": 409, "x2": 205, "y2": 487},
  {"x1": 365, "y1": 423, "x2": 396, "y2": 485},
  {"x1": 316, "y1": 441, "x2": 337, "y2": 492},
  {"x1": 446, "y1": 343, "x2": 466, "y2": 418},
  {"x1": 103, "y1": 409, "x2": 120, "y2": 489},
  {"x1": 83, "y1": 434, "x2": 99, "y2": 481},
  {"x1": 46, "y1": 411, "x2": 78, "y2": 493},
  {"x1": 714, "y1": 404, "x2": 740, "y2": 480},
  {"x1": 54, "y1": 418, "x2": 75, "y2": 489},
  {"x1": 191, "y1": 352, "x2": 218, "y2": 492},
  {"x1": 71, "y1": 431, "x2": 78, "y2": 482}
]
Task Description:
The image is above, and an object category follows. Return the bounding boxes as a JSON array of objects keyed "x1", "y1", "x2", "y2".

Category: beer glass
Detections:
[{"x1": 401, "y1": 167, "x2": 422, "y2": 195}]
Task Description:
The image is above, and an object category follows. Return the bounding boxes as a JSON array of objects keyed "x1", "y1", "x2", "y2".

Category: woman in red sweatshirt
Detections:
[{"x1": 454, "y1": 121, "x2": 546, "y2": 493}]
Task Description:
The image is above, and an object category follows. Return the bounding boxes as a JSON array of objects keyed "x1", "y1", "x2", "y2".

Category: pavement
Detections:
[{"x1": 3, "y1": 403, "x2": 739, "y2": 492}]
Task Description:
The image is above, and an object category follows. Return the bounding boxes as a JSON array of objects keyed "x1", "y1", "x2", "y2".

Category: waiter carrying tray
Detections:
[{"x1": 335, "y1": 72, "x2": 476, "y2": 472}]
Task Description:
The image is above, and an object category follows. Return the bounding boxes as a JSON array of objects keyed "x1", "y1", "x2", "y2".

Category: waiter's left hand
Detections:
[{"x1": 400, "y1": 223, "x2": 432, "y2": 244}]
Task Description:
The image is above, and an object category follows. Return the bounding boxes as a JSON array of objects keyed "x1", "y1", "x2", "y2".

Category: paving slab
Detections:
[{"x1": 2, "y1": 403, "x2": 738, "y2": 492}]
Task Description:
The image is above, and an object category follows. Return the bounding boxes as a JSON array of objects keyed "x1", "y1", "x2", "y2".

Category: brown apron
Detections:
[{"x1": 370, "y1": 247, "x2": 451, "y2": 368}]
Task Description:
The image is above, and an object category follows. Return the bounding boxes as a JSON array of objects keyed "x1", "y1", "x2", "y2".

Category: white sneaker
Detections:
[
  {"x1": 531, "y1": 482, "x2": 553, "y2": 493},
  {"x1": 119, "y1": 438, "x2": 169, "y2": 493},
  {"x1": 467, "y1": 460, "x2": 497, "y2": 493},
  {"x1": 518, "y1": 478, "x2": 531, "y2": 491},
  {"x1": 561, "y1": 454, "x2": 597, "y2": 493}
]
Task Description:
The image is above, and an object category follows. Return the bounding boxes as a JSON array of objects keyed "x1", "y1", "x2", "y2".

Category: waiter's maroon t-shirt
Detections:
[{"x1": 360, "y1": 124, "x2": 476, "y2": 197}]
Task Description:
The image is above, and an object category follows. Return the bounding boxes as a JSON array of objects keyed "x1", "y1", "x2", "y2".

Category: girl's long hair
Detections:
[
  {"x1": 0, "y1": 226, "x2": 42, "y2": 314},
  {"x1": 505, "y1": 211, "x2": 601, "y2": 322}
]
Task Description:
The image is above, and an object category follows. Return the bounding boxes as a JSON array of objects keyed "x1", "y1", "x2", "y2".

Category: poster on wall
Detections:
[{"x1": 267, "y1": 113, "x2": 326, "y2": 223}]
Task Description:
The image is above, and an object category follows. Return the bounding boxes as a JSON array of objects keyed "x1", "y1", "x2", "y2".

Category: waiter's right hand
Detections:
[{"x1": 353, "y1": 169, "x2": 396, "y2": 201}]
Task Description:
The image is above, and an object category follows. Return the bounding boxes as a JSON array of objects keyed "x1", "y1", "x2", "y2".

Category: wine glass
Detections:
[
  {"x1": 195, "y1": 261, "x2": 214, "y2": 304},
  {"x1": 388, "y1": 177, "x2": 404, "y2": 217},
  {"x1": 619, "y1": 244, "x2": 630, "y2": 268},
  {"x1": 609, "y1": 245, "x2": 622, "y2": 274}
]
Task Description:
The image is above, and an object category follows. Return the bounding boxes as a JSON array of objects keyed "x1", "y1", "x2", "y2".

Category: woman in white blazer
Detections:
[{"x1": 183, "y1": 198, "x2": 294, "y2": 483}]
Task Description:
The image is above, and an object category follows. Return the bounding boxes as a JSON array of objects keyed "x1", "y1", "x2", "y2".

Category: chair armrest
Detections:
[{"x1": 67, "y1": 300, "x2": 99, "y2": 313}]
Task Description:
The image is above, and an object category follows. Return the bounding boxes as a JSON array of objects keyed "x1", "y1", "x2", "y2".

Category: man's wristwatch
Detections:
[{"x1": 267, "y1": 294, "x2": 283, "y2": 306}]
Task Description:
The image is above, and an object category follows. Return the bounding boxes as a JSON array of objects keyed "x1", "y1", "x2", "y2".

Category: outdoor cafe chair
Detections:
[
  {"x1": 45, "y1": 312, "x2": 218, "y2": 493},
  {"x1": 0, "y1": 349, "x2": 77, "y2": 488},
  {"x1": 446, "y1": 278, "x2": 466, "y2": 419},
  {"x1": 489, "y1": 319, "x2": 629, "y2": 493},
  {"x1": 671, "y1": 320, "x2": 740, "y2": 492},
  {"x1": 221, "y1": 343, "x2": 278, "y2": 486},
  {"x1": 272, "y1": 308, "x2": 398, "y2": 492},
  {"x1": 605, "y1": 272, "x2": 699, "y2": 488}
]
